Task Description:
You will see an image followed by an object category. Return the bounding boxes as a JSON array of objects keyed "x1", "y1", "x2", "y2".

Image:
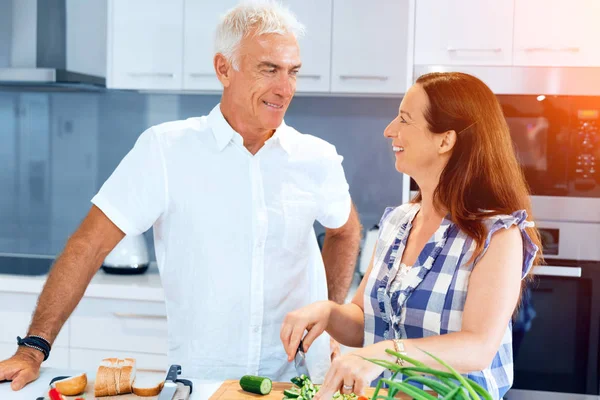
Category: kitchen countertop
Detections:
[
  {"x1": 0, "y1": 262, "x2": 165, "y2": 301},
  {"x1": 506, "y1": 389, "x2": 600, "y2": 400},
  {"x1": 0, "y1": 262, "x2": 362, "y2": 303},
  {"x1": 1, "y1": 368, "x2": 598, "y2": 400},
  {"x1": 0, "y1": 367, "x2": 222, "y2": 399}
]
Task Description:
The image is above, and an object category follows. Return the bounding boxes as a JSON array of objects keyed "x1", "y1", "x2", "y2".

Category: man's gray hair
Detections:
[{"x1": 214, "y1": 1, "x2": 305, "y2": 70}]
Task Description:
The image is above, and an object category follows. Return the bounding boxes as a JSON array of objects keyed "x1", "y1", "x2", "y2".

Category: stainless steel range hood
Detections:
[{"x1": 0, "y1": 0, "x2": 106, "y2": 89}]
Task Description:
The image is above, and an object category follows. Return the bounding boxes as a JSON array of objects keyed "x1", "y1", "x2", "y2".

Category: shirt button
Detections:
[{"x1": 253, "y1": 326, "x2": 260, "y2": 333}]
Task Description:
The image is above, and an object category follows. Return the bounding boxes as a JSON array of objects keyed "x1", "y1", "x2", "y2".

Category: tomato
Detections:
[{"x1": 48, "y1": 388, "x2": 64, "y2": 400}]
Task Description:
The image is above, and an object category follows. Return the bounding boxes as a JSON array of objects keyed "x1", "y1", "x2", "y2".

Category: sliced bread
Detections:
[
  {"x1": 94, "y1": 357, "x2": 137, "y2": 397},
  {"x1": 94, "y1": 365, "x2": 113, "y2": 397},
  {"x1": 118, "y1": 358, "x2": 136, "y2": 394},
  {"x1": 132, "y1": 376, "x2": 165, "y2": 397}
]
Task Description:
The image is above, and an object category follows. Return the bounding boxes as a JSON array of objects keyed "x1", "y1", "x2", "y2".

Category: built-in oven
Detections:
[
  {"x1": 500, "y1": 94, "x2": 600, "y2": 398},
  {"x1": 508, "y1": 223, "x2": 600, "y2": 397}
]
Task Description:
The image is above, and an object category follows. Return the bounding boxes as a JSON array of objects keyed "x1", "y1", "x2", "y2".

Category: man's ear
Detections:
[
  {"x1": 214, "y1": 53, "x2": 232, "y2": 88},
  {"x1": 439, "y1": 129, "x2": 457, "y2": 155}
]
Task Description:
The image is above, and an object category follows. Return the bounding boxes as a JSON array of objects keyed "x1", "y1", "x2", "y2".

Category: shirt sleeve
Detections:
[
  {"x1": 316, "y1": 146, "x2": 351, "y2": 229},
  {"x1": 475, "y1": 210, "x2": 540, "y2": 279},
  {"x1": 91, "y1": 127, "x2": 167, "y2": 236}
]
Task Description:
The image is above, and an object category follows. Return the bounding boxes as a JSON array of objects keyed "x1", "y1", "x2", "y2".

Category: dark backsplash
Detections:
[{"x1": 0, "y1": 90, "x2": 404, "y2": 257}]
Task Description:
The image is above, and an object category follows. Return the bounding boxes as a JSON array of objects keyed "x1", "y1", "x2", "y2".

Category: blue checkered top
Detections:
[{"x1": 363, "y1": 203, "x2": 539, "y2": 399}]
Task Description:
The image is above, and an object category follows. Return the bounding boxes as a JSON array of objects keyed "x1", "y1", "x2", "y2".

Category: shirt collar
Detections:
[
  {"x1": 207, "y1": 104, "x2": 240, "y2": 152},
  {"x1": 270, "y1": 121, "x2": 293, "y2": 154},
  {"x1": 207, "y1": 104, "x2": 293, "y2": 154}
]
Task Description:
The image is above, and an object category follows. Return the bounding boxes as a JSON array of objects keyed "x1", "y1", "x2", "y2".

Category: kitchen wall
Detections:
[{"x1": 0, "y1": 89, "x2": 404, "y2": 257}]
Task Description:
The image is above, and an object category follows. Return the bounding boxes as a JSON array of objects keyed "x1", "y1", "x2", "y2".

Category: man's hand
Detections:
[
  {"x1": 0, "y1": 347, "x2": 44, "y2": 390},
  {"x1": 330, "y1": 337, "x2": 341, "y2": 361}
]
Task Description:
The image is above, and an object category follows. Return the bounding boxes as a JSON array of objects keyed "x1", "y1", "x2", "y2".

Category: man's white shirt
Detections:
[{"x1": 91, "y1": 104, "x2": 351, "y2": 382}]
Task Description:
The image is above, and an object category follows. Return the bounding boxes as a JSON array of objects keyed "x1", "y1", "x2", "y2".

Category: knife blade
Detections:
[
  {"x1": 294, "y1": 339, "x2": 311, "y2": 380},
  {"x1": 157, "y1": 364, "x2": 181, "y2": 400}
]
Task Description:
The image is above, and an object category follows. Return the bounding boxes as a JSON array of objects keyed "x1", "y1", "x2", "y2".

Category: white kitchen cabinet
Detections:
[
  {"x1": 0, "y1": 343, "x2": 69, "y2": 369},
  {"x1": 70, "y1": 349, "x2": 168, "y2": 372},
  {"x1": 107, "y1": 0, "x2": 184, "y2": 90},
  {"x1": 0, "y1": 292, "x2": 69, "y2": 347},
  {"x1": 183, "y1": 0, "x2": 332, "y2": 93},
  {"x1": 284, "y1": 0, "x2": 332, "y2": 93},
  {"x1": 513, "y1": 0, "x2": 600, "y2": 67},
  {"x1": 331, "y1": 0, "x2": 411, "y2": 94},
  {"x1": 182, "y1": 0, "x2": 238, "y2": 91},
  {"x1": 414, "y1": 0, "x2": 514, "y2": 66},
  {"x1": 69, "y1": 297, "x2": 168, "y2": 355}
]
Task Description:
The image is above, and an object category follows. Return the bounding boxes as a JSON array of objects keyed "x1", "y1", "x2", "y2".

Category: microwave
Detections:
[{"x1": 498, "y1": 95, "x2": 600, "y2": 199}]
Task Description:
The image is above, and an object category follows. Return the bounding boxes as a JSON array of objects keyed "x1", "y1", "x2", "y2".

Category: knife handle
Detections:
[
  {"x1": 175, "y1": 378, "x2": 193, "y2": 394},
  {"x1": 165, "y1": 364, "x2": 182, "y2": 382}
]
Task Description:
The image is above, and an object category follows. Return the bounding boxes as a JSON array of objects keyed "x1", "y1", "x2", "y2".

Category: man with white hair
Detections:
[{"x1": 0, "y1": 1, "x2": 361, "y2": 389}]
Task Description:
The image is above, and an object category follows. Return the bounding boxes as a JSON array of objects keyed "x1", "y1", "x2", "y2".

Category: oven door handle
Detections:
[{"x1": 533, "y1": 265, "x2": 582, "y2": 278}]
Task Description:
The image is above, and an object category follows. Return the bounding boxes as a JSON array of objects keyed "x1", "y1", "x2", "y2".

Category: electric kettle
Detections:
[{"x1": 101, "y1": 234, "x2": 150, "y2": 274}]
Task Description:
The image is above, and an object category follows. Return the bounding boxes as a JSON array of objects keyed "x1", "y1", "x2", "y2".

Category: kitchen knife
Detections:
[
  {"x1": 294, "y1": 339, "x2": 311, "y2": 380},
  {"x1": 157, "y1": 364, "x2": 181, "y2": 400}
]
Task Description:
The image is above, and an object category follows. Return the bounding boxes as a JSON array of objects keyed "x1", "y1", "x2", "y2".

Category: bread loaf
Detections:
[{"x1": 94, "y1": 357, "x2": 137, "y2": 397}]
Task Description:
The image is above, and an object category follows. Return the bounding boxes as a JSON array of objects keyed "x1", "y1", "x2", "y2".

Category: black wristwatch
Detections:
[{"x1": 16, "y1": 335, "x2": 51, "y2": 361}]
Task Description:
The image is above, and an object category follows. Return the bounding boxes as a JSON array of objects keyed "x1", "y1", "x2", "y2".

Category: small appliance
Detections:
[{"x1": 101, "y1": 234, "x2": 150, "y2": 275}]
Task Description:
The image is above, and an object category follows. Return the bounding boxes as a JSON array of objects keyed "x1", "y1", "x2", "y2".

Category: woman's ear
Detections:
[{"x1": 439, "y1": 130, "x2": 457, "y2": 155}]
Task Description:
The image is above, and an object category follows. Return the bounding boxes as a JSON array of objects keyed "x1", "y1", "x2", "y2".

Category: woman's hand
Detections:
[
  {"x1": 280, "y1": 300, "x2": 334, "y2": 361},
  {"x1": 314, "y1": 342, "x2": 391, "y2": 400}
]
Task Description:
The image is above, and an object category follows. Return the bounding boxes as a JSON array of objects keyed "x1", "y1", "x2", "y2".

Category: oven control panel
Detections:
[{"x1": 574, "y1": 109, "x2": 599, "y2": 190}]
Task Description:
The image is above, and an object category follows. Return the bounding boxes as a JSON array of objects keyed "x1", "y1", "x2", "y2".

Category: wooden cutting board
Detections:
[
  {"x1": 38, "y1": 376, "x2": 190, "y2": 400},
  {"x1": 209, "y1": 380, "x2": 418, "y2": 399}
]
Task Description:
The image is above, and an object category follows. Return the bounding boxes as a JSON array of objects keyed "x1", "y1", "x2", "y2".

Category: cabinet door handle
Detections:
[
  {"x1": 339, "y1": 75, "x2": 388, "y2": 81},
  {"x1": 297, "y1": 74, "x2": 322, "y2": 80},
  {"x1": 188, "y1": 73, "x2": 214, "y2": 78},
  {"x1": 523, "y1": 47, "x2": 580, "y2": 53},
  {"x1": 533, "y1": 265, "x2": 582, "y2": 278},
  {"x1": 128, "y1": 72, "x2": 175, "y2": 78},
  {"x1": 447, "y1": 47, "x2": 502, "y2": 53},
  {"x1": 113, "y1": 312, "x2": 167, "y2": 319}
]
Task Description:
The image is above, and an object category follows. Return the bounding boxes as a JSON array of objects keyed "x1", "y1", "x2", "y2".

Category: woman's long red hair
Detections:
[{"x1": 413, "y1": 72, "x2": 543, "y2": 280}]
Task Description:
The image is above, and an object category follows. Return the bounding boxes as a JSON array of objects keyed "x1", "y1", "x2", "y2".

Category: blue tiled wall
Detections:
[{"x1": 0, "y1": 90, "x2": 403, "y2": 257}]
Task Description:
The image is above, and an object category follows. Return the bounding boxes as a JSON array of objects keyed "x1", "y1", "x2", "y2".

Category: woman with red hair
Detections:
[{"x1": 281, "y1": 72, "x2": 543, "y2": 400}]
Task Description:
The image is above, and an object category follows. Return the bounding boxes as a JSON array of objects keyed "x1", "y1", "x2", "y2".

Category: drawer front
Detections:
[
  {"x1": 70, "y1": 348, "x2": 168, "y2": 372},
  {"x1": 70, "y1": 297, "x2": 167, "y2": 354},
  {"x1": 0, "y1": 292, "x2": 69, "y2": 346},
  {"x1": 0, "y1": 343, "x2": 69, "y2": 369}
]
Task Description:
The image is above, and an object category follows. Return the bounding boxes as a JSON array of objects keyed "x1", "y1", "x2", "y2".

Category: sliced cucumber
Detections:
[
  {"x1": 283, "y1": 388, "x2": 301, "y2": 398},
  {"x1": 291, "y1": 376, "x2": 304, "y2": 388},
  {"x1": 239, "y1": 375, "x2": 273, "y2": 395}
]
